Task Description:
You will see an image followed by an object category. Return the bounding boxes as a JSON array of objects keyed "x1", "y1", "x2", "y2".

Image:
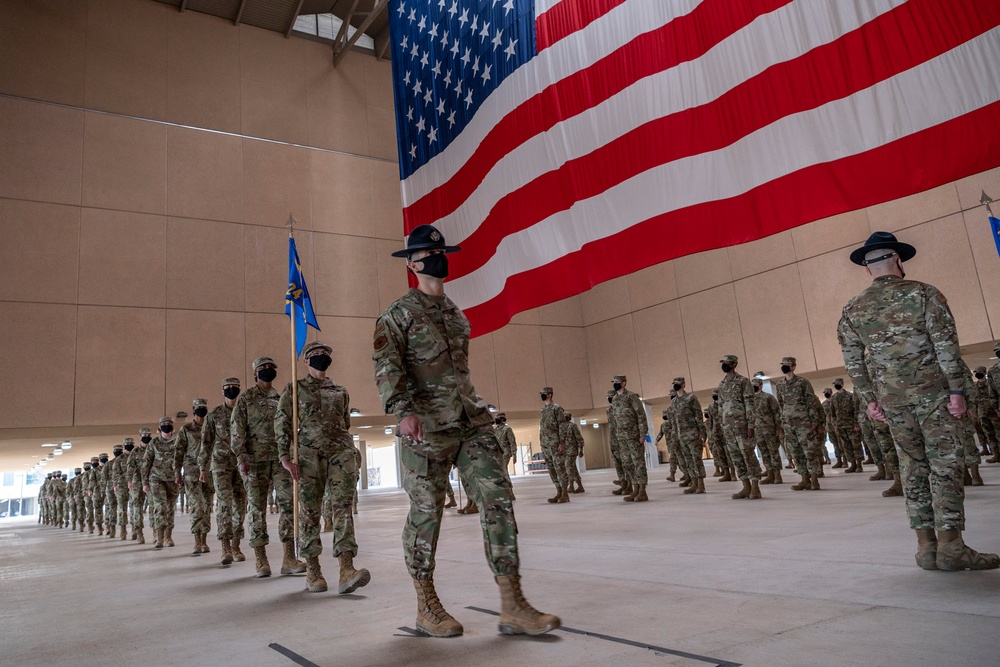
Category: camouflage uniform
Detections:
[
  {"x1": 89, "y1": 458, "x2": 106, "y2": 534},
  {"x1": 831, "y1": 383, "x2": 864, "y2": 470},
  {"x1": 750, "y1": 380, "x2": 782, "y2": 477},
  {"x1": 373, "y1": 287, "x2": 517, "y2": 580},
  {"x1": 127, "y1": 433, "x2": 149, "y2": 535},
  {"x1": 610, "y1": 377, "x2": 648, "y2": 486},
  {"x1": 99, "y1": 453, "x2": 117, "y2": 535},
  {"x1": 705, "y1": 398, "x2": 730, "y2": 474},
  {"x1": 200, "y1": 392, "x2": 246, "y2": 544},
  {"x1": 141, "y1": 423, "x2": 179, "y2": 535},
  {"x1": 606, "y1": 390, "x2": 626, "y2": 482},
  {"x1": 560, "y1": 413, "x2": 586, "y2": 490},
  {"x1": 672, "y1": 382, "x2": 707, "y2": 482},
  {"x1": 958, "y1": 361, "x2": 982, "y2": 475},
  {"x1": 494, "y1": 414, "x2": 517, "y2": 486},
  {"x1": 68, "y1": 470, "x2": 82, "y2": 530},
  {"x1": 78, "y1": 464, "x2": 91, "y2": 532},
  {"x1": 276, "y1": 372, "x2": 360, "y2": 559},
  {"x1": 822, "y1": 394, "x2": 844, "y2": 465},
  {"x1": 174, "y1": 400, "x2": 211, "y2": 539},
  {"x1": 655, "y1": 399, "x2": 685, "y2": 478},
  {"x1": 52, "y1": 474, "x2": 67, "y2": 527},
  {"x1": 112, "y1": 442, "x2": 131, "y2": 536},
  {"x1": 972, "y1": 366, "x2": 1000, "y2": 456},
  {"x1": 775, "y1": 371, "x2": 823, "y2": 480},
  {"x1": 539, "y1": 392, "x2": 570, "y2": 493},
  {"x1": 716, "y1": 357, "x2": 762, "y2": 483}
]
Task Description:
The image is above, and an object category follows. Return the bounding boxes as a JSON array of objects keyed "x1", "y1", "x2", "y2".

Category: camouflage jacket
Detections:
[
  {"x1": 838, "y1": 275, "x2": 965, "y2": 409},
  {"x1": 751, "y1": 390, "x2": 781, "y2": 433},
  {"x1": 610, "y1": 389, "x2": 647, "y2": 439},
  {"x1": 973, "y1": 377, "x2": 997, "y2": 410},
  {"x1": 705, "y1": 402, "x2": 724, "y2": 443},
  {"x1": 373, "y1": 288, "x2": 491, "y2": 433},
  {"x1": 717, "y1": 373, "x2": 754, "y2": 425},
  {"x1": 673, "y1": 392, "x2": 706, "y2": 443},
  {"x1": 127, "y1": 445, "x2": 146, "y2": 487},
  {"x1": 989, "y1": 362, "x2": 1000, "y2": 403},
  {"x1": 110, "y1": 453, "x2": 129, "y2": 490},
  {"x1": 655, "y1": 414, "x2": 677, "y2": 448},
  {"x1": 775, "y1": 375, "x2": 821, "y2": 429},
  {"x1": 66, "y1": 476, "x2": 77, "y2": 500},
  {"x1": 539, "y1": 402, "x2": 565, "y2": 449},
  {"x1": 495, "y1": 423, "x2": 517, "y2": 459},
  {"x1": 199, "y1": 403, "x2": 235, "y2": 473},
  {"x1": 141, "y1": 436, "x2": 178, "y2": 486},
  {"x1": 52, "y1": 478, "x2": 66, "y2": 501},
  {"x1": 174, "y1": 420, "x2": 204, "y2": 480},
  {"x1": 276, "y1": 374, "x2": 353, "y2": 462},
  {"x1": 88, "y1": 465, "x2": 106, "y2": 498},
  {"x1": 607, "y1": 405, "x2": 617, "y2": 441},
  {"x1": 231, "y1": 385, "x2": 280, "y2": 465},
  {"x1": 830, "y1": 390, "x2": 858, "y2": 428},
  {"x1": 559, "y1": 419, "x2": 585, "y2": 455},
  {"x1": 821, "y1": 398, "x2": 836, "y2": 430}
]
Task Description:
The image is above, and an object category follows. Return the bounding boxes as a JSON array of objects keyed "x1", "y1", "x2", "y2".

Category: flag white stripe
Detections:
[
  {"x1": 445, "y1": 28, "x2": 1000, "y2": 309},
  {"x1": 400, "y1": 0, "x2": 704, "y2": 204},
  {"x1": 430, "y1": 0, "x2": 908, "y2": 245},
  {"x1": 535, "y1": 0, "x2": 569, "y2": 18}
]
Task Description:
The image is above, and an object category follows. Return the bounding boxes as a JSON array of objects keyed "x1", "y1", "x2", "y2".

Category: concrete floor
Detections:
[{"x1": 2, "y1": 465, "x2": 999, "y2": 667}]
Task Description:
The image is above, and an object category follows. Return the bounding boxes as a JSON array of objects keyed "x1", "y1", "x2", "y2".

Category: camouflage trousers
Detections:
[
  {"x1": 243, "y1": 460, "x2": 294, "y2": 549},
  {"x1": 667, "y1": 439, "x2": 685, "y2": 476},
  {"x1": 104, "y1": 491, "x2": 117, "y2": 530},
  {"x1": 54, "y1": 498, "x2": 65, "y2": 526},
  {"x1": 116, "y1": 488, "x2": 129, "y2": 528},
  {"x1": 400, "y1": 424, "x2": 517, "y2": 580},
  {"x1": 564, "y1": 453, "x2": 582, "y2": 486},
  {"x1": 883, "y1": 398, "x2": 965, "y2": 532},
  {"x1": 184, "y1": 475, "x2": 211, "y2": 535},
  {"x1": 721, "y1": 422, "x2": 762, "y2": 481},
  {"x1": 784, "y1": 424, "x2": 821, "y2": 477},
  {"x1": 616, "y1": 433, "x2": 647, "y2": 485},
  {"x1": 78, "y1": 497, "x2": 88, "y2": 530},
  {"x1": 541, "y1": 445, "x2": 569, "y2": 489},
  {"x1": 827, "y1": 424, "x2": 843, "y2": 460},
  {"x1": 709, "y1": 434, "x2": 729, "y2": 471},
  {"x1": 978, "y1": 404, "x2": 1000, "y2": 450},
  {"x1": 212, "y1": 467, "x2": 247, "y2": 541},
  {"x1": 610, "y1": 438, "x2": 627, "y2": 482},
  {"x1": 960, "y1": 415, "x2": 981, "y2": 466},
  {"x1": 129, "y1": 486, "x2": 146, "y2": 530},
  {"x1": 297, "y1": 445, "x2": 359, "y2": 558},
  {"x1": 148, "y1": 480, "x2": 178, "y2": 531},
  {"x1": 84, "y1": 495, "x2": 95, "y2": 530},
  {"x1": 871, "y1": 419, "x2": 899, "y2": 475},
  {"x1": 753, "y1": 429, "x2": 782, "y2": 473},
  {"x1": 93, "y1": 493, "x2": 105, "y2": 529},
  {"x1": 680, "y1": 434, "x2": 706, "y2": 479},
  {"x1": 836, "y1": 425, "x2": 864, "y2": 463}
]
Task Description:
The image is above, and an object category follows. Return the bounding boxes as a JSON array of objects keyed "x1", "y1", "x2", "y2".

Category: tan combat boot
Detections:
[
  {"x1": 760, "y1": 469, "x2": 774, "y2": 485},
  {"x1": 633, "y1": 484, "x2": 648, "y2": 502},
  {"x1": 232, "y1": 538, "x2": 246, "y2": 562},
  {"x1": 683, "y1": 478, "x2": 698, "y2": 494},
  {"x1": 281, "y1": 541, "x2": 307, "y2": 575},
  {"x1": 666, "y1": 471, "x2": 676, "y2": 482},
  {"x1": 855, "y1": 459, "x2": 865, "y2": 473},
  {"x1": 869, "y1": 463, "x2": 886, "y2": 481},
  {"x1": 136, "y1": 528, "x2": 145, "y2": 544},
  {"x1": 557, "y1": 486, "x2": 570, "y2": 503},
  {"x1": 305, "y1": 556, "x2": 328, "y2": 593},
  {"x1": 337, "y1": 552, "x2": 371, "y2": 594},
  {"x1": 154, "y1": 527, "x2": 164, "y2": 550},
  {"x1": 773, "y1": 469, "x2": 783, "y2": 484},
  {"x1": 254, "y1": 546, "x2": 271, "y2": 578},
  {"x1": 882, "y1": 471, "x2": 903, "y2": 497},
  {"x1": 546, "y1": 488, "x2": 561, "y2": 504},
  {"x1": 459, "y1": 501, "x2": 479, "y2": 514},
  {"x1": 191, "y1": 533, "x2": 202, "y2": 556},
  {"x1": 201, "y1": 533, "x2": 210, "y2": 553},
  {"x1": 969, "y1": 464, "x2": 984, "y2": 486},
  {"x1": 443, "y1": 495, "x2": 458, "y2": 508},
  {"x1": 810, "y1": 475, "x2": 821, "y2": 491},
  {"x1": 749, "y1": 479, "x2": 762, "y2": 499},
  {"x1": 845, "y1": 460, "x2": 857, "y2": 473},
  {"x1": 695, "y1": 477, "x2": 706, "y2": 494},
  {"x1": 414, "y1": 578, "x2": 463, "y2": 637},
  {"x1": 611, "y1": 482, "x2": 626, "y2": 496},
  {"x1": 220, "y1": 538, "x2": 233, "y2": 566},
  {"x1": 574, "y1": 480, "x2": 585, "y2": 493},
  {"x1": 119, "y1": 525, "x2": 127, "y2": 541},
  {"x1": 322, "y1": 517, "x2": 333, "y2": 532},
  {"x1": 718, "y1": 468, "x2": 731, "y2": 482},
  {"x1": 791, "y1": 474, "x2": 810, "y2": 491},
  {"x1": 164, "y1": 527, "x2": 175, "y2": 547},
  {"x1": 936, "y1": 530, "x2": 1000, "y2": 571},
  {"x1": 731, "y1": 479, "x2": 751, "y2": 500},
  {"x1": 108, "y1": 524, "x2": 116, "y2": 539},
  {"x1": 712, "y1": 467, "x2": 722, "y2": 477},
  {"x1": 623, "y1": 483, "x2": 639, "y2": 502},
  {"x1": 496, "y1": 574, "x2": 561, "y2": 635}
]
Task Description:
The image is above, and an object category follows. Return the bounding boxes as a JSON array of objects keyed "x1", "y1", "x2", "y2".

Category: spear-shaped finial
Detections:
[
  {"x1": 981, "y1": 191, "x2": 993, "y2": 217},
  {"x1": 287, "y1": 214, "x2": 297, "y2": 237}
]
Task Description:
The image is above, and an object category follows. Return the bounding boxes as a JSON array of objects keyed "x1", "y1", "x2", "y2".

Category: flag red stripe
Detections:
[
  {"x1": 445, "y1": 0, "x2": 1000, "y2": 281},
  {"x1": 460, "y1": 99, "x2": 1000, "y2": 336},
  {"x1": 535, "y1": 0, "x2": 630, "y2": 52},
  {"x1": 403, "y1": 0, "x2": 795, "y2": 233}
]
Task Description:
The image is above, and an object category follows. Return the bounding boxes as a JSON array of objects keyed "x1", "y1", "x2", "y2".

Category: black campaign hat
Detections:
[
  {"x1": 391, "y1": 224, "x2": 462, "y2": 257},
  {"x1": 849, "y1": 231, "x2": 916, "y2": 266}
]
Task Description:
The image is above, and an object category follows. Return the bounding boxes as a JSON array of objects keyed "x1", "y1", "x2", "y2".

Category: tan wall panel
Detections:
[
  {"x1": 243, "y1": 139, "x2": 312, "y2": 229},
  {"x1": 866, "y1": 183, "x2": 959, "y2": 233},
  {"x1": 165, "y1": 309, "x2": 246, "y2": 417},
  {"x1": 84, "y1": 45, "x2": 167, "y2": 120},
  {"x1": 304, "y1": 46, "x2": 366, "y2": 100},
  {"x1": 584, "y1": 314, "x2": 640, "y2": 404},
  {"x1": 82, "y1": 113, "x2": 166, "y2": 214},
  {"x1": 244, "y1": 312, "x2": 287, "y2": 383},
  {"x1": 0, "y1": 0, "x2": 87, "y2": 106},
  {"x1": 540, "y1": 326, "x2": 591, "y2": 412},
  {"x1": 538, "y1": 295, "x2": 584, "y2": 327},
  {"x1": 165, "y1": 63, "x2": 241, "y2": 134},
  {"x1": 469, "y1": 333, "x2": 500, "y2": 408},
  {"x1": 372, "y1": 160, "x2": 404, "y2": 241},
  {"x1": 0, "y1": 302, "x2": 77, "y2": 429},
  {"x1": 244, "y1": 226, "x2": 314, "y2": 315},
  {"x1": 728, "y1": 231, "x2": 795, "y2": 281},
  {"x1": 78, "y1": 208, "x2": 166, "y2": 308},
  {"x1": 314, "y1": 316, "x2": 383, "y2": 417},
  {"x1": 674, "y1": 247, "x2": 733, "y2": 297},
  {"x1": 166, "y1": 125, "x2": 243, "y2": 223},
  {"x1": 310, "y1": 151, "x2": 375, "y2": 237},
  {"x1": 312, "y1": 234, "x2": 380, "y2": 318},
  {"x1": 735, "y1": 264, "x2": 815, "y2": 376},
  {"x1": 240, "y1": 79, "x2": 309, "y2": 146},
  {"x1": 375, "y1": 239, "x2": 409, "y2": 312},
  {"x1": 791, "y1": 210, "x2": 870, "y2": 262},
  {"x1": 367, "y1": 104, "x2": 399, "y2": 162},
  {"x1": 0, "y1": 98, "x2": 83, "y2": 205},
  {"x1": 364, "y1": 57, "x2": 395, "y2": 110},
  {"x1": 510, "y1": 309, "x2": 540, "y2": 325},
  {"x1": 581, "y1": 276, "x2": 631, "y2": 326},
  {"x1": 0, "y1": 199, "x2": 80, "y2": 304},
  {"x1": 678, "y1": 284, "x2": 745, "y2": 392},
  {"x1": 166, "y1": 217, "x2": 245, "y2": 311},
  {"x1": 307, "y1": 91, "x2": 370, "y2": 155},
  {"x1": 238, "y1": 23, "x2": 308, "y2": 91},
  {"x1": 166, "y1": 8, "x2": 241, "y2": 76},
  {"x1": 632, "y1": 300, "x2": 689, "y2": 400},
  {"x1": 964, "y1": 210, "x2": 1000, "y2": 338},
  {"x1": 493, "y1": 325, "x2": 546, "y2": 413},
  {"x1": 954, "y1": 166, "x2": 1000, "y2": 212},
  {"x1": 86, "y1": 0, "x2": 170, "y2": 60},
  {"x1": 75, "y1": 305, "x2": 165, "y2": 426},
  {"x1": 626, "y1": 260, "x2": 677, "y2": 311}
]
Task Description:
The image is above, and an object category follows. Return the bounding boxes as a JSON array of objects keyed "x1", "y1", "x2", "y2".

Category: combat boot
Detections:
[
  {"x1": 108, "y1": 525, "x2": 116, "y2": 539},
  {"x1": 844, "y1": 460, "x2": 857, "y2": 473},
  {"x1": 458, "y1": 501, "x2": 479, "y2": 514},
  {"x1": 712, "y1": 467, "x2": 722, "y2": 477},
  {"x1": 679, "y1": 473, "x2": 690, "y2": 486},
  {"x1": 232, "y1": 538, "x2": 246, "y2": 562},
  {"x1": 914, "y1": 529, "x2": 937, "y2": 570},
  {"x1": 154, "y1": 527, "x2": 164, "y2": 549},
  {"x1": 666, "y1": 471, "x2": 676, "y2": 482},
  {"x1": 728, "y1": 467, "x2": 737, "y2": 481},
  {"x1": 869, "y1": 463, "x2": 886, "y2": 481},
  {"x1": 749, "y1": 479, "x2": 762, "y2": 499},
  {"x1": 864, "y1": 453, "x2": 874, "y2": 465},
  {"x1": 305, "y1": 556, "x2": 328, "y2": 592},
  {"x1": 718, "y1": 468, "x2": 731, "y2": 482},
  {"x1": 414, "y1": 577, "x2": 463, "y2": 637},
  {"x1": 322, "y1": 517, "x2": 333, "y2": 532},
  {"x1": 969, "y1": 464, "x2": 984, "y2": 486},
  {"x1": 963, "y1": 468, "x2": 973, "y2": 486},
  {"x1": 810, "y1": 475, "x2": 821, "y2": 491},
  {"x1": 883, "y1": 471, "x2": 903, "y2": 497},
  {"x1": 496, "y1": 574, "x2": 560, "y2": 635},
  {"x1": 164, "y1": 527, "x2": 175, "y2": 547},
  {"x1": 191, "y1": 533, "x2": 202, "y2": 556},
  {"x1": 695, "y1": 477, "x2": 706, "y2": 494},
  {"x1": 611, "y1": 482, "x2": 627, "y2": 496},
  {"x1": 254, "y1": 546, "x2": 271, "y2": 578},
  {"x1": 987, "y1": 452, "x2": 1000, "y2": 464},
  {"x1": 280, "y1": 541, "x2": 307, "y2": 575},
  {"x1": 791, "y1": 474, "x2": 810, "y2": 491},
  {"x1": 458, "y1": 499, "x2": 475, "y2": 512},
  {"x1": 337, "y1": 552, "x2": 371, "y2": 594},
  {"x1": 623, "y1": 483, "x2": 639, "y2": 502},
  {"x1": 855, "y1": 459, "x2": 864, "y2": 473},
  {"x1": 683, "y1": 478, "x2": 698, "y2": 494},
  {"x1": 574, "y1": 480, "x2": 585, "y2": 494},
  {"x1": 632, "y1": 484, "x2": 648, "y2": 502},
  {"x1": 773, "y1": 469, "x2": 783, "y2": 484},
  {"x1": 731, "y1": 479, "x2": 751, "y2": 500},
  {"x1": 816, "y1": 466, "x2": 825, "y2": 478},
  {"x1": 936, "y1": 531, "x2": 1000, "y2": 571},
  {"x1": 760, "y1": 469, "x2": 774, "y2": 485},
  {"x1": 220, "y1": 538, "x2": 233, "y2": 566},
  {"x1": 136, "y1": 528, "x2": 145, "y2": 544},
  {"x1": 556, "y1": 488, "x2": 570, "y2": 503},
  {"x1": 98, "y1": 524, "x2": 104, "y2": 536},
  {"x1": 201, "y1": 533, "x2": 210, "y2": 553},
  {"x1": 119, "y1": 525, "x2": 127, "y2": 541},
  {"x1": 832, "y1": 456, "x2": 844, "y2": 469},
  {"x1": 443, "y1": 495, "x2": 458, "y2": 508}
]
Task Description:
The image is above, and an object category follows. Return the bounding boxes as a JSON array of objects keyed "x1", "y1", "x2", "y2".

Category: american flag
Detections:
[{"x1": 389, "y1": 0, "x2": 1000, "y2": 336}]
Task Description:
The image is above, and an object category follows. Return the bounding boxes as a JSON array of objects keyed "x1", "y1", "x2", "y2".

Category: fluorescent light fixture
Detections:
[
  {"x1": 41, "y1": 443, "x2": 58, "y2": 447},
  {"x1": 358, "y1": 425, "x2": 372, "y2": 429},
  {"x1": 352, "y1": 434, "x2": 360, "y2": 441},
  {"x1": 53, "y1": 449, "x2": 63, "y2": 455},
  {"x1": 384, "y1": 427, "x2": 393, "y2": 435},
  {"x1": 579, "y1": 419, "x2": 586, "y2": 425},
  {"x1": 61, "y1": 442, "x2": 72, "y2": 449},
  {"x1": 592, "y1": 423, "x2": 599, "y2": 429},
  {"x1": 350, "y1": 408, "x2": 361, "y2": 416}
]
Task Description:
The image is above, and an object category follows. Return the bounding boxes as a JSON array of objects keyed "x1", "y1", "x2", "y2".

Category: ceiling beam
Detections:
[
  {"x1": 374, "y1": 27, "x2": 391, "y2": 61},
  {"x1": 286, "y1": 0, "x2": 307, "y2": 38},
  {"x1": 234, "y1": 0, "x2": 248, "y2": 26},
  {"x1": 179, "y1": 0, "x2": 189, "y2": 12},
  {"x1": 334, "y1": 0, "x2": 389, "y2": 67},
  {"x1": 332, "y1": 0, "x2": 360, "y2": 52}
]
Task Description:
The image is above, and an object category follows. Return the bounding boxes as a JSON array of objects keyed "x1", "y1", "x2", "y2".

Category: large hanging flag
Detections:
[
  {"x1": 286, "y1": 236, "x2": 320, "y2": 357},
  {"x1": 389, "y1": 0, "x2": 1000, "y2": 336}
]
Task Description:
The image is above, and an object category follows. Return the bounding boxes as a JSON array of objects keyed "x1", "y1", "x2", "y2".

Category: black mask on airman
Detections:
[
  {"x1": 160, "y1": 425, "x2": 173, "y2": 435},
  {"x1": 721, "y1": 363, "x2": 732, "y2": 373},
  {"x1": 540, "y1": 393, "x2": 548, "y2": 401},
  {"x1": 194, "y1": 407, "x2": 208, "y2": 418},
  {"x1": 114, "y1": 450, "x2": 122, "y2": 458},
  {"x1": 834, "y1": 384, "x2": 843, "y2": 390},
  {"x1": 712, "y1": 395, "x2": 718, "y2": 402},
  {"x1": 124, "y1": 444, "x2": 134, "y2": 452},
  {"x1": 140, "y1": 436, "x2": 151, "y2": 444},
  {"x1": 613, "y1": 383, "x2": 622, "y2": 392},
  {"x1": 780, "y1": 365, "x2": 792, "y2": 374},
  {"x1": 84, "y1": 465, "x2": 91, "y2": 471},
  {"x1": 975, "y1": 372, "x2": 985, "y2": 380},
  {"x1": 308, "y1": 354, "x2": 332, "y2": 371},
  {"x1": 257, "y1": 368, "x2": 277, "y2": 383},
  {"x1": 99, "y1": 456, "x2": 108, "y2": 463},
  {"x1": 415, "y1": 252, "x2": 449, "y2": 279},
  {"x1": 672, "y1": 383, "x2": 681, "y2": 392},
  {"x1": 823, "y1": 392, "x2": 832, "y2": 399},
  {"x1": 223, "y1": 387, "x2": 240, "y2": 400},
  {"x1": 753, "y1": 385, "x2": 760, "y2": 393}
]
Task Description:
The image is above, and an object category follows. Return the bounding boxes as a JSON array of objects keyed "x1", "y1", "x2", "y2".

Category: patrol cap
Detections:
[
  {"x1": 253, "y1": 356, "x2": 276, "y2": 371},
  {"x1": 221, "y1": 376, "x2": 241, "y2": 388},
  {"x1": 113, "y1": 443, "x2": 123, "y2": 451},
  {"x1": 974, "y1": 366, "x2": 987, "y2": 374},
  {"x1": 751, "y1": 377, "x2": 763, "y2": 386},
  {"x1": 192, "y1": 398, "x2": 208, "y2": 408},
  {"x1": 781, "y1": 357, "x2": 797, "y2": 366},
  {"x1": 672, "y1": 377, "x2": 685, "y2": 385},
  {"x1": 391, "y1": 224, "x2": 462, "y2": 257},
  {"x1": 159, "y1": 416, "x2": 174, "y2": 427},
  {"x1": 139, "y1": 427, "x2": 151, "y2": 436},
  {"x1": 90, "y1": 456, "x2": 99, "y2": 462},
  {"x1": 720, "y1": 354, "x2": 738, "y2": 364},
  {"x1": 606, "y1": 389, "x2": 616, "y2": 397},
  {"x1": 74, "y1": 468, "x2": 82, "y2": 474},
  {"x1": 541, "y1": 386, "x2": 554, "y2": 394},
  {"x1": 613, "y1": 375, "x2": 627, "y2": 383},
  {"x1": 497, "y1": 412, "x2": 506, "y2": 419},
  {"x1": 124, "y1": 438, "x2": 134, "y2": 444},
  {"x1": 303, "y1": 341, "x2": 332, "y2": 358},
  {"x1": 834, "y1": 378, "x2": 845, "y2": 385},
  {"x1": 850, "y1": 231, "x2": 916, "y2": 266},
  {"x1": 565, "y1": 413, "x2": 573, "y2": 420},
  {"x1": 99, "y1": 453, "x2": 108, "y2": 459}
]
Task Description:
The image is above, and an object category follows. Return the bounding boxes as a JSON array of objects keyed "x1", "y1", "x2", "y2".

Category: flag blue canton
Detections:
[
  {"x1": 990, "y1": 215, "x2": 1000, "y2": 258},
  {"x1": 389, "y1": 0, "x2": 536, "y2": 180},
  {"x1": 286, "y1": 237, "x2": 320, "y2": 357}
]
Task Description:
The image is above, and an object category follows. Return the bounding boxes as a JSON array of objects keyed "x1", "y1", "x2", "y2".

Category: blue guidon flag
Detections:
[
  {"x1": 286, "y1": 236, "x2": 321, "y2": 357},
  {"x1": 389, "y1": 0, "x2": 1000, "y2": 336}
]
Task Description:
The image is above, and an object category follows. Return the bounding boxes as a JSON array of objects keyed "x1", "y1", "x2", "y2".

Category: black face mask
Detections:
[
  {"x1": 124, "y1": 445, "x2": 134, "y2": 452},
  {"x1": 415, "y1": 252, "x2": 449, "y2": 278},
  {"x1": 114, "y1": 451, "x2": 122, "y2": 458},
  {"x1": 194, "y1": 407, "x2": 208, "y2": 418},
  {"x1": 712, "y1": 395, "x2": 718, "y2": 402},
  {"x1": 540, "y1": 393, "x2": 548, "y2": 401},
  {"x1": 161, "y1": 425, "x2": 174, "y2": 434},
  {"x1": 753, "y1": 386, "x2": 760, "y2": 393},
  {"x1": 140, "y1": 436, "x2": 151, "y2": 444},
  {"x1": 84, "y1": 466, "x2": 91, "y2": 471},
  {"x1": 721, "y1": 363, "x2": 732, "y2": 373},
  {"x1": 607, "y1": 396, "x2": 613, "y2": 405},
  {"x1": 223, "y1": 387, "x2": 240, "y2": 400},
  {"x1": 834, "y1": 384, "x2": 843, "y2": 390},
  {"x1": 100, "y1": 457, "x2": 108, "y2": 463},
  {"x1": 672, "y1": 383, "x2": 682, "y2": 392},
  {"x1": 613, "y1": 383, "x2": 622, "y2": 392},
  {"x1": 494, "y1": 418, "x2": 501, "y2": 425},
  {"x1": 308, "y1": 354, "x2": 332, "y2": 371},
  {"x1": 780, "y1": 365, "x2": 791, "y2": 374},
  {"x1": 823, "y1": 393, "x2": 831, "y2": 399},
  {"x1": 257, "y1": 368, "x2": 277, "y2": 383},
  {"x1": 975, "y1": 373, "x2": 985, "y2": 380}
]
